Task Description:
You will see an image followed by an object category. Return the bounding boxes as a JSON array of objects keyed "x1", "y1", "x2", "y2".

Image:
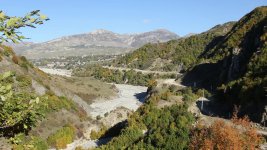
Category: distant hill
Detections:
[
  {"x1": 12, "y1": 29, "x2": 179, "y2": 59},
  {"x1": 112, "y1": 22, "x2": 235, "y2": 71}
]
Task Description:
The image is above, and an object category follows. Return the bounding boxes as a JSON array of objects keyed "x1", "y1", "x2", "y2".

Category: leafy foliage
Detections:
[
  {"x1": 11, "y1": 133, "x2": 48, "y2": 150},
  {"x1": 90, "y1": 125, "x2": 108, "y2": 140},
  {"x1": 190, "y1": 114, "x2": 263, "y2": 149},
  {"x1": 0, "y1": 71, "x2": 40, "y2": 133},
  {"x1": 47, "y1": 124, "x2": 76, "y2": 149},
  {"x1": 0, "y1": 71, "x2": 78, "y2": 137},
  {"x1": 74, "y1": 65, "x2": 176, "y2": 86},
  {"x1": 98, "y1": 88, "x2": 194, "y2": 149},
  {"x1": 0, "y1": 10, "x2": 48, "y2": 43},
  {"x1": 180, "y1": 6, "x2": 267, "y2": 122}
]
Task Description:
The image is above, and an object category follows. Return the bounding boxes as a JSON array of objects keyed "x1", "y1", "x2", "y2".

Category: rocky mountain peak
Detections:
[
  {"x1": 13, "y1": 29, "x2": 179, "y2": 59},
  {"x1": 90, "y1": 29, "x2": 114, "y2": 35}
]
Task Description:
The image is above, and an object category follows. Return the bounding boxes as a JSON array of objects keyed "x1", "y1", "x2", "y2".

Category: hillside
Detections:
[
  {"x1": 0, "y1": 45, "x2": 117, "y2": 149},
  {"x1": 91, "y1": 6, "x2": 267, "y2": 122},
  {"x1": 182, "y1": 6, "x2": 267, "y2": 121},
  {"x1": 12, "y1": 29, "x2": 179, "y2": 59},
  {"x1": 111, "y1": 22, "x2": 235, "y2": 72},
  {"x1": 84, "y1": 7, "x2": 267, "y2": 149}
]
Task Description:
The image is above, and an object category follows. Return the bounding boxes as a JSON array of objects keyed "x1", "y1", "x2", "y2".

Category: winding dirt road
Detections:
[{"x1": 103, "y1": 66, "x2": 180, "y2": 75}]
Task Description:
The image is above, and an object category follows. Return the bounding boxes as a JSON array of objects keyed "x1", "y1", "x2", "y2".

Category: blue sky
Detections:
[{"x1": 1, "y1": 0, "x2": 266, "y2": 42}]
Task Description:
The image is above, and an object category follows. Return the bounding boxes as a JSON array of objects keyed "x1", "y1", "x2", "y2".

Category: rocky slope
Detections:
[
  {"x1": 182, "y1": 6, "x2": 267, "y2": 122},
  {"x1": 13, "y1": 29, "x2": 179, "y2": 59}
]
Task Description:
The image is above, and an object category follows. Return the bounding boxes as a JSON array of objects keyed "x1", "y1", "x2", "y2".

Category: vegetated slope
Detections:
[
  {"x1": 73, "y1": 64, "x2": 177, "y2": 86},
  {"x1": 96, "y1": 82, "x2": 263, "y2": 149},
  {"x1": 97, "y1": 84, "x2": 196, "y2": 150},
  {"x1": 13, "y1": 29, "x2": 179, "y2": 59},
  {"x1": 0, "y1": 45, "x2": 116, "y2": 149},
  {"x1": 182, "y1": 6, "x2": 267, "y2": 122},
  {"x1": 111, "y1": 22, "x2": 235, "y2": 72}
]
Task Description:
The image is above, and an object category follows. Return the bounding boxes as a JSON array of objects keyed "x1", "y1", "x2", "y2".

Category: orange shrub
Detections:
[
  {"x1": 12, "y1": 55, "x2": 19, "y2": 64},
  {"x1": 190, "y1": 117, "x2": 263, "y2": 150}
]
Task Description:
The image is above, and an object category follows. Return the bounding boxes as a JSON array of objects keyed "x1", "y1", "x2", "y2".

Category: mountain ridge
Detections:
[
  {"x1": 110, "y1": 21, "x2": 235, "y2": 71},
  {"x1": 12, "y1": 29, "x2": 179, "y2": 59}
]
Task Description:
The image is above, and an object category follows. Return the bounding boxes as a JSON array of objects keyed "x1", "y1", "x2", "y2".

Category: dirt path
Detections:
[
  {"x1": 103, "y1": 66, "x2": 179, "y2": 75},
  {"x1": 156, "y1": 78, "x2": 185, "y2": 87}
]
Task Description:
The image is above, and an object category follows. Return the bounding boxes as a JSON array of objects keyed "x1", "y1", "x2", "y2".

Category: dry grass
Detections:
[
  {"x1": 51, "y1": 76, "x2": 117, "y2": 104},
  {"x1": 29, "y1": 109, "x2": 92, "y2": 140}
]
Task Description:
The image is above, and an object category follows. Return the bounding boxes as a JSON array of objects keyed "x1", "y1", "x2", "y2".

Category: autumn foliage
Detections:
[
  {"x1": 190, "y1": 112, "x2": 263, "y2": 150},
  {"x1": 12, "y1": 55, "x2": 19, "y2": 64}
]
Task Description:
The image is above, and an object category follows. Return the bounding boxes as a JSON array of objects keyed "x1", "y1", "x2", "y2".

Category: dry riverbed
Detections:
[
  {"x1": 62, "y1": 84, "x2": 147, "y2": 150},
  {"x1": 39, "y1": 67, "x2": 72, "y2": 77},
  {"x1": 89, "y1": 84, "x2": 147, "y2": 118},
  {"x1": 40, "y1": 67, "x2": 148, "y2": 149}
]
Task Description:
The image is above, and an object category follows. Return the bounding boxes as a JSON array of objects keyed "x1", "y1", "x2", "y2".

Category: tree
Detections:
[
  {"x1": 190, "y1": 116, "x2": 263, "y2": 150},
  {"x1": 0, "y1": 10, "x2": 48, "y2": 43},
  {"x1": 0, "y1": 71, "x2": 42, "y2": 136}
]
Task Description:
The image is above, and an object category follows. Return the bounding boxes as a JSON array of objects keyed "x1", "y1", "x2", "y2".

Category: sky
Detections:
[{"x1": 1, "y1": 0, "x2": 266, "y2": 42}]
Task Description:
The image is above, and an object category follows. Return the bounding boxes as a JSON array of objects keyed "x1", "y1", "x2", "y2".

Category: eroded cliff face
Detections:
[
  {"x1": 182, "y1": 6, "x2": 267, "y2": 123},
  {"x1": 226, "y1": 48, "x2": 241, "y2": 82}
]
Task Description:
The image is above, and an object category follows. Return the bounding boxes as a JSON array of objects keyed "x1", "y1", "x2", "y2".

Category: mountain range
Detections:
[{"x1": 12, "y1": 29, "x2": 179, "y2": 59}]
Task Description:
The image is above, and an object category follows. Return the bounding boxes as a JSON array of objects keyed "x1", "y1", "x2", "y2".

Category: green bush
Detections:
[
  {"x1": 96, "y1": 115, "x2": 102, "y2": 120},
  {"x1": 74, "y1": 65, "x2": 175, "y2": 86},
  {"x1": 16, "y1": 74, "x2": 32, "y2": 88},
  {"x1": 2, "y1": 45, "x2": 15, "y2": 56},
  {"x1": 47, "y1": 124, "x2": 76, "y2": 149},
  {"x1": 98, "y1": 87, "x2": 194, "y2": 149},
  {"x1": 90, "y1": 126, "x2": 107, "y2": 140},
  {"x1": 11, "y1": 133, "x2": 48, "y2": 150},
  {"x1": 0, "y1": 71, "x2": 79, "y2": 137}
]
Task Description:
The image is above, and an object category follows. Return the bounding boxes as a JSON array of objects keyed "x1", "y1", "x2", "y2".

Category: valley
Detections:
[
  {"x1": 39, "y1": 67, "x2": 148, "y2": 118},
  {"x1": 0, "y1": 4, "x2": 266, "y2": 150}
]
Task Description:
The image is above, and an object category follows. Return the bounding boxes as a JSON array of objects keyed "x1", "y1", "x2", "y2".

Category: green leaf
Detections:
[
  {"x1": 39, "y1": 14, "x2": 47, "y2": 20},
  {"x1": 0, "y1": 10, "x2": 48, "y2": 43},
  {"x1": 5, "y1": 84, "x2": 12, "y2": 91},
  {"x1": 35, "y1": 97, "x2": 40, "y2": 104},
  {"x1": 0, "y1": 96, "x2": 6, "y2": 101},
  {"x1": 6, "y1": 91, "x2": 13, "y2": 98},
  {"x1": 2, "y1": 71, "x2": 12, "y2": 79},
  {"x1": 30, "y1": 18, "x2": 36, "y2": 23},
  {"x1": 23, "y1": 124, "x2": 28, "y2": 129},
  {"x1": 0, "y1": 12, "x2": 5, "y2": 19}
]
